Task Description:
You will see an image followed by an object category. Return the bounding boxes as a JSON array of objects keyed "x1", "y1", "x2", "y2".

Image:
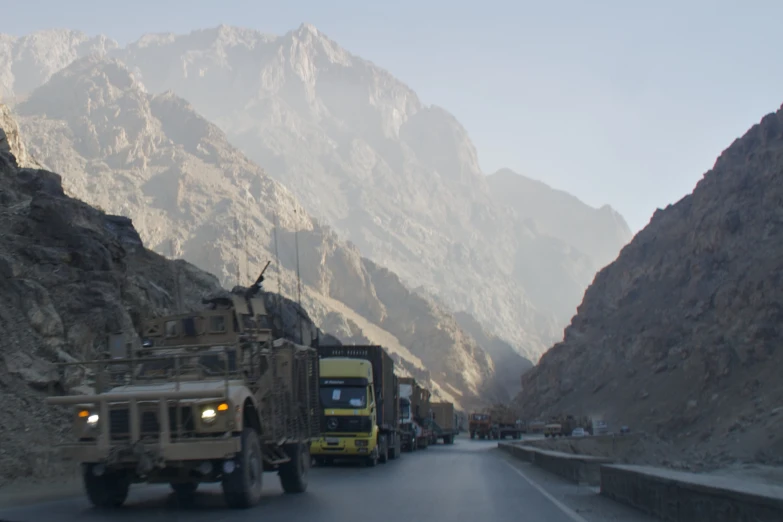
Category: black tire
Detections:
[
  {"x1": 378, "y1": 436, "x2": 389, "y2": 464},
  {"x1": 83, "y1": 466, "x2": 130, "y2": 509},
  {"x1": 279, "y1": 442, "x2": 309, "y2": 494},
  {"x1": 222, "y1": 427, "x2": 264, "y2": 509},
  {"x1": 364, "y1": 447, "x2": 378, "y2": 467},
  {"x1": 389, "y1": 436, "x2": 401, "y2": 459},
  {"x1": 470, "y1": 432, "x2": 475, "y2": 440}
]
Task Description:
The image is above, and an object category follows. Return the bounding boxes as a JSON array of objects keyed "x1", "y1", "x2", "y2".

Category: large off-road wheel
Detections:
[
  {"x1": 470, "y1": 431, "x2": 476, "y2": 440},
  {"x1": 83, "y1": 466, "x2": 130, "y2": 508},
  {"x1": 222, "y1": 427, "x2": 264, "y2": 509},
  {"x1": 279, "y1": 442, "x2": 309, "y2": 494},
  {"x1": 444, "y1": 434, "x2": 454, "y2": 445}
]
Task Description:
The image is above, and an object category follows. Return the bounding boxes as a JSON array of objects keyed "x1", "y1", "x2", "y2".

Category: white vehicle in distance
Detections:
[{"x1": 571, "y1": 427, "x2": 587, "y2": 438}]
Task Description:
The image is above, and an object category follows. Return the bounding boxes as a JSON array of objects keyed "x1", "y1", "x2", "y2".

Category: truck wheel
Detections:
[
  {"x1": 444, "y1": 435, "x2": 454, "y2": 445},
  {"x1": 83, "y1": 466, "x2": 130, "y2": 508},
  {"x1": 222, "y1": 427, "x2": 264, "y2": 508},
  {"x1": 389, "y1": 436, "x2": 401, "y2": 459},
  {"x1": 470, "y1": 432, "x2": 475, "y2": 440},
  {"x1": 279, "y1": 442, "x2": 309, "y2": 494},
  {"x1": 378, "y1": 436, "x2": 389, "y2": 464},
  {"x1": 364, "y1": 447, "x2": 378, "y2": 467}
]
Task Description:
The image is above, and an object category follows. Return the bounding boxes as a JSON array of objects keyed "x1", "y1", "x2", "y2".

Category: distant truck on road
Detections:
[
  {"x1": 399, "y1": 377, "x2": 428, "y2": 451},
  {"x1": 469, "y1": 412, "x2": 492, "y2": 439},
  {"x1": 430, "y1": 401, "x2": 457, "y2": 444},
  {"x1": 311, "y1": 345, "x2": 401, "y2": 467},
  {"x1": 489, "y1": 404, "x2": 523, "y2": 440}
]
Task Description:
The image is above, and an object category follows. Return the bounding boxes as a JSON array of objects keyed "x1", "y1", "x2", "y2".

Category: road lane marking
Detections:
[{"x1": 502, "y1": 460, "x2": 590, "y2": 522}]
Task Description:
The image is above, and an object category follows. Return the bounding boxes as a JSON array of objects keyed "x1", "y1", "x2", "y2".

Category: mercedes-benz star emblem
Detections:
[{"x1": 327, "y1": 417, "x2": 339, "y2": 431}]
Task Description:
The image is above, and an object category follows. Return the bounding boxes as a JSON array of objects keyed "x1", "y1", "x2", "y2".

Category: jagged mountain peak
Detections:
[{"x1": 0, "y1": 30, "x2": 118, "y2": 98}]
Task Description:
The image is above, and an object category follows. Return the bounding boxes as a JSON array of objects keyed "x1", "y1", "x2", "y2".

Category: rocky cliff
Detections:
[
  {"x1": 518, "y1": 105, "x2": 783, "y2": 470},
  {"x1": 0, "y1": 26, "x2": 633, "y2": 363},
  {"x1": 8, "y1": 55, "x2": 514, "y2": 408}
]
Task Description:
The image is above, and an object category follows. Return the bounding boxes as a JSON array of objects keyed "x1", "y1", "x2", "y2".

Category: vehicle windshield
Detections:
[
  {"x1": 319, "y1": 386, "x2": 367, "y2": 408},
  {"x1": 135, "y1": 350, "x2": 238, "y2": 380},
  {"x1": 400, "y1": 398, "x2": 411, "y2": 418}
]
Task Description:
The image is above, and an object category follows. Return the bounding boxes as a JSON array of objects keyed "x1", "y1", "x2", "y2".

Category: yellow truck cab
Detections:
[
  {"x1": 310, "y1": 358, "x2": 378, "y2": 464},
  {"x1": 310, "y1": 345, "x2": 401, "y2": 467}
]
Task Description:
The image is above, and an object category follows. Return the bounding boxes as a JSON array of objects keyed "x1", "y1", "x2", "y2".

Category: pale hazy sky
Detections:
[{"x1": 5, "y1": 0, "x2": 783, "y2": 233}]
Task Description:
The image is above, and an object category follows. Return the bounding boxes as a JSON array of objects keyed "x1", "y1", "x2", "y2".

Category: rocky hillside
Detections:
[
  {"x1": 0, "y1": 108, "x2": 332, "y2": 485},
  {"x1": 0, "y1": 26, "x2": 633, "y2": 363},
  {"x1": 518, "y1": 105, "x2": 783, "y2": 471},
  {"x1": 8, "y1": 55, "x2": 515, "y2": 408}
]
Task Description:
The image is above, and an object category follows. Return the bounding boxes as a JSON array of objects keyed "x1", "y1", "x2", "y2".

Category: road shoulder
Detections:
[{"x1": 494, "y1": 447, "x2": 657, "y2": 522}]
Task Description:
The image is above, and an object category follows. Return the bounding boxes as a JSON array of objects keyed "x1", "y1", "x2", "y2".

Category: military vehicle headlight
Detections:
[
  {"x1": 78, "y1": 409, "x2": 99, "y2": 427},
  {"x1": 201, "y1": 402, "x2": 229, "y2": 424}
]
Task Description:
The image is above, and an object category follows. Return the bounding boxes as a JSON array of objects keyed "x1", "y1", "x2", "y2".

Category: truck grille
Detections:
[
  {"x1": 322, "y1": 415, "x2": 373, "y2": 434},
  {"x1": 108, "y1": 405, "x2": 195, "y2": 440}
]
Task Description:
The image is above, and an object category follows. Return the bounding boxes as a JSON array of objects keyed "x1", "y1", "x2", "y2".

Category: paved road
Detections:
[{"x1": 0, "y1": 436, "x2": 651, "y2": 522}]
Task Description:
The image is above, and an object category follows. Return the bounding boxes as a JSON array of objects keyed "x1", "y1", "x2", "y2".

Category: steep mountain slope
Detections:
[
  {"x1": 11, "y1": 56, "x2": 513, "y2": 408},
  {"x1": 518, "y1": 105, "x2": 783, "y2": 470},
  {"x1": 110, "y1": 24, "x2": 566, "y2": 359},
  {"x1": 0, "y1": 107, "x2": 331, "y2": 485},
  {"x1": 487, "y1": 168, "x2": 631, "y2": 272},
  {"x1": 0, "y1": 25, "x2": 633, "y2": 362}
]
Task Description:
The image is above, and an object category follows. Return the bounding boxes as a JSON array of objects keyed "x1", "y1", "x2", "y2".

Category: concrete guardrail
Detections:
[
  {"x1": 600, "y1": 464, "x2": 783, "y2": 522},
  {"x1": 500, "y1": 442, "x2": 783, "y2": 521},
  {"x1": 498, "y1": 442, "x2": 611, "y2": 486}
]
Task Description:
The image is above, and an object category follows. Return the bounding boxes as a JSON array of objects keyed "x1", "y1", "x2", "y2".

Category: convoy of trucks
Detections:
[{"x1": 44, "y1": 269, "x2": 533, "y2": 510}]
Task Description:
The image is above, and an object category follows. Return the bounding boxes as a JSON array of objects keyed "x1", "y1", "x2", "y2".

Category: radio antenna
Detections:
[
  {"x1": 294, "y1": 209, "x2": 303, "y2": 344},
  {"x1": 170, "y1": 238, "x2": 183, "y2": 313},
  {"x1": 273, "y1": 210, "x2": 284, "y2": 332},
  {"x1": 234, "y1": 215, "x2": 240, "y2": 288},
  {"x1": 244, "y1": 189, "x2": 250, "y2": 286}
]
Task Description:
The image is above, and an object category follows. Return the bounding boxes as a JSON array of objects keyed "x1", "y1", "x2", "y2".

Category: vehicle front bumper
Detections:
[
  {"x1": 59, "y1": 438, "x2": 242, "y2": 464},
  {"x1": 310, "y1": 435, "x2": 375, "y2": 456}
]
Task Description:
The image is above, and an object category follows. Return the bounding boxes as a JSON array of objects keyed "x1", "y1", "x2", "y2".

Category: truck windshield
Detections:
[
  {"x1": 400, "y1": 398, "x2": 410, "y2": 418},
  {"x1": 319, "y1": 386, "x2": 367, "y2": 408}
]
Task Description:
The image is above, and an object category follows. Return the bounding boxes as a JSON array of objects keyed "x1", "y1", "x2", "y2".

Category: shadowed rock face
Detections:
[
  {"x1": 518, "y1": 104, "x2": 783, "y2": 471},
  {"x1": 5, "y1": 54, "x2": 517, "y2": 409},
  {"x1": 0, "y1": 25, "x2": 632, "y2": 365}
]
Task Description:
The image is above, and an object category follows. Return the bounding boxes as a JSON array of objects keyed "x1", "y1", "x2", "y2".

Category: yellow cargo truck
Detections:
[{"x1": 310, "y1": 345, "x2": 401, "y2": 467}]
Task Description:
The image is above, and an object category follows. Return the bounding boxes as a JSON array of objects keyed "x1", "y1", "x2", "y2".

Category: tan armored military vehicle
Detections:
[{"x1": 45, "y1": 274, "x2": 320, "y2": 509}]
